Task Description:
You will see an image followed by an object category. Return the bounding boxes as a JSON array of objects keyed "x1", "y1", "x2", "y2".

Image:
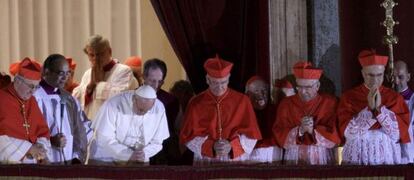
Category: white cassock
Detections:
[
  {"x1": 88, "y1": 91, "x2": 169, "y2": 164},
  {"x1": 0, "y1": 136, "x2": 51, "y2": 164},
  {"x1": 72, "y1": 60, "x2": 139, "y2": 120},
  {"x1": 34, "y1": 86, "x2": 91, "y2": 163},
  {"x1": 401, "y1": 92, "x2": 414, "y2": 164},
  {"x1": 342, "y1": 107, "x2": 401, "y2": 165}
]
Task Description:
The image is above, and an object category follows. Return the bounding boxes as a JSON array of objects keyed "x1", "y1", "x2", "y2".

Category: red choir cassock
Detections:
[
  {"x1": 180, "y1": 55, "x2": 262, "y2": 159},
  {"x1": 273, "y1": 94, "x2": 340, "y2": 146},
  {"x1": 273, "y1": 61, "x2": 340, "y2": 147},
  {"x1": 337, "y1": 50, "x2": 410, "y2": 144},
  {"x1": 338, "y1": 85, "x2": 410, "y2": 144},
  {"x1": 0, "y1": 58, "x2": 50, "y2": 143}
]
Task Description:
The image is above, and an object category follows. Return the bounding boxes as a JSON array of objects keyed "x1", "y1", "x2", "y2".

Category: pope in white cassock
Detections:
[
  {"x1": 34, "y1": 54, "x2": 90, "y2": 164},
  {"x1": 87, "y1": 85, "x2": 169, "y2": 164}
]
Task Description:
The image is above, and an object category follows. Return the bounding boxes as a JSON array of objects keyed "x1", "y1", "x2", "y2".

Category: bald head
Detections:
[
  {"x1": 395, "y1": 61, "x2": 409, "y2": 73},
  {"x1": 394, "y1": 60, "x2": 411, "y2": 92}
]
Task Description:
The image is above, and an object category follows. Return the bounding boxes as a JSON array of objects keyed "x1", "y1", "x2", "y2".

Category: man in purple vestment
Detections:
[{"x1": 394, "y1": 60, "x2": 414, "y2": 164}]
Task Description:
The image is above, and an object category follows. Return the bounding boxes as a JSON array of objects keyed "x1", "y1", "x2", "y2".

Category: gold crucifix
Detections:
[
  {"x1": 21, "y1": 104, "x2": 30, "y2": 135},
  {"x1": 23, "y1": 121, "x2": 30, "y2": 135}
]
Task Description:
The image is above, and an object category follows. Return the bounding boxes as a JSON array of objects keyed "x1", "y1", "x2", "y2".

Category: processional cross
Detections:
[{"x1": 381, "y1": 0, "x2": 398, "y2": 89}]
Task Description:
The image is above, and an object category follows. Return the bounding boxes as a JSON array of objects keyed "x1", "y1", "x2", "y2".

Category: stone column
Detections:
[
  {"x1": 309, "y1": 0, "x2": 341, "y2": 95},
  {"x1": 269, "y1": 0, "x2": 308, "y2": 84}
]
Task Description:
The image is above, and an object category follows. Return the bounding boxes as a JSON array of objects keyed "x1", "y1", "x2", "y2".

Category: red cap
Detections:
[
  {"x1": 124, "y1": 56, "x2": 142, "y2": 67},
  {"x1": 293, "y1": 61, "x2": 322, "y2": 79},
  {"x1": 12, "y1": 57, "x2": 42, "y2": 80},
  {"x1": 9, "y1": 62, "x2": 20, "y2": 76},
  {"x1": 66, "y1": 57, "x2": 77, "y2": 71},
  {"x1": 204, "y1": 54, "x2": 233, "y2": 78},
  {"x1": 246, "y1": 75, "x2": 264, "y2": 86},
  {"x1": 358, "y1": 49, "x2": 388, "y2": 67},
  {"x1": 275, "y1": 79, "x2": 293, "y2": 88}
]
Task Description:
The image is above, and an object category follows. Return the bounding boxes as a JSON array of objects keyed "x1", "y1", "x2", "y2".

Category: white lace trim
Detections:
[
  {"x1": 283, "y1": 127, "x2": 336, "y2": 165},
  {"x1": 315, "y1": 130, "x2": 336, "y2": 148},
  {"x1": 187, "y1": 135, "x2": 258, "y2": 165},
  {"x1": 185, "y1": 136, "x2": 208, "y2": 157},
  {"x1": 284, "y1": 127, "x2": 299, "y2": 149},
  {"x1": 249, "y1": 146, "x2": 283, "y2": 163},
  {"x1": 343, "y1": 106, "x2": 402, "y2": 165}
]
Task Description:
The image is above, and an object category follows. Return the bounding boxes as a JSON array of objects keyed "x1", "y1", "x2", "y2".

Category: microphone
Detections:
[{"x1": 60, "y1": 97, "x2": 67, "y2": 133}]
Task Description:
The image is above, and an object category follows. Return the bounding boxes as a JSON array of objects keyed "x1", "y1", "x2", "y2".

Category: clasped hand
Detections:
[
  {"x1": 213, "y1": 139, "x2": 231, "y2": 157},
  {"x1": 27, "y1": 143, "x2": 48, "y2": 164},
  {"x1": 299, "y1": 116, "x2": 314, "y2": 135},
  {"x1": 129, "y1": 150, "x2": 145, "y2": 162},
  {"x1": 367, "y1": 88, "x2": 381, "y2": 111}
]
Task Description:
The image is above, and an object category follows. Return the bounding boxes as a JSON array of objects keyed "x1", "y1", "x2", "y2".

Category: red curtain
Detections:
[
  {"x1": 340, "y1": 0, "x2": 414, "y2": 91},
  {"x1": 150, "y1": 0, "x2": 269, "y2": 93}
]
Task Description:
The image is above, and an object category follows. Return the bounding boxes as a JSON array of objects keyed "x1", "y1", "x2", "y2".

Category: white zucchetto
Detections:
[{"x1": 135, "y1": 85, "x2": 157, "y2": 99}]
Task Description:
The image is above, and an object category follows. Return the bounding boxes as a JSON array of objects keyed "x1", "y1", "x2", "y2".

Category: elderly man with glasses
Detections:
[
  {"x1": 33, "y1": 54, "x2": 90, "y2": 164},
  {"x1": 0, "y1": 58, "x2": 51, "y2": 164},
  {"x1": 273, "y1": 61, "x2": 340, "y2": 165},
  {"x1": 180, "y1": 55, "x2": 261, "y2": 165}
]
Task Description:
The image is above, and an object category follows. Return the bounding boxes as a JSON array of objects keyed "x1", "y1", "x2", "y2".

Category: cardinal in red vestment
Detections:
[
  {"x1": 180, "y1": 55, "x2": 261, "y2": 165},
  {"x1": 338, "y1": 49, "x2": 410, "y2": 165},
  {"x1": 273, "y1": 61, "x2": 340, "y2": 165},
  {"x1": 0, "y1": 58, "x2": 51, "y2": 164}
]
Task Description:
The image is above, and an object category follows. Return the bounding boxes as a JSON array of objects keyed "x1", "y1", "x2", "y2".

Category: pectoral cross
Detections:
[
  {"x1": 21, "y1": 104, "x2": 30, "y2": 135},
  {"x1": 23, "y1": 121, "x2": 30, "y2": 135},
  {"x1": 8, "y1": 88, "x2": 31, "y2": 135}
]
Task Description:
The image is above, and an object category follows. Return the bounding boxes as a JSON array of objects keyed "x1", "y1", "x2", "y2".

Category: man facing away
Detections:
[
  {"x1": 124, "y1": 56, "x2": 143, "y2": 86},
  {"x1": 0, "y1": 58, "x2": 51, "y2": 164},
  {"x1": 180, "y1": 55, "x2": 262, "y2": 165},
  {"x1": 273, "y1": 61, "x2": 340, "y2": 165},
  {"x1": 87, "y1": 85, "x2": 169, "y2": 165},
  {"x1": 72, "y1": 35, "x2": 138, "y2": 120},
  {"x1": 338, "y1": 50, "x2": 410, "y2": 165},
  {"x1": 34, "y1": 54, "x2": 90, "y2": 164}
]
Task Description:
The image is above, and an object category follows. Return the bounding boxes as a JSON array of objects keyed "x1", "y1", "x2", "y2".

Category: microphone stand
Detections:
[{"x1": 60, "y1": 97, "x2": 67, "y2": 165}]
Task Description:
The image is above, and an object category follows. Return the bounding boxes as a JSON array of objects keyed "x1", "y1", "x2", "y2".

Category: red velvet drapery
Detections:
[
  {"x1": 150, "y1": 0, "x2": 269, "y2": 93},
  {"x1": 340, "y1": 0, "x2": 414, "y2": 91}
]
